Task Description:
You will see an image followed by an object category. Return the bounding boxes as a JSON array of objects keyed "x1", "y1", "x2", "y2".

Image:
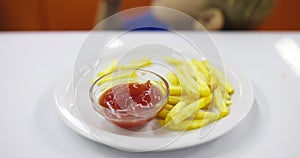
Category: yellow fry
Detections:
[
  {"x1": 165, "y1": 101, "x2": 186, "y2": 122},
  {"x1": 214, "y1": 87, "x2": 229, "y2": 117},
  {"x1": 184, "y1": 63, "x2": 210, "y2": 97},
  {"x1": 225, "y1": 92, "x2": 231, "y2": 100},
  {"x1": 157, "y1": 109, "x2": 170, "y2": 119},
  {"x1": 97, "y1": 60, "x2": 119, "y2": 77},
  {"x1": 171, "y1": 100, "x2": 199, "y2": 124},
  {"x1": 226, "y1": 80, "x2": 234, "y2": 94},
  {"x1": 159, "y1": 119, "x2": 210, "y2": 131},
  {"x1": 167, "y1": 72, "x2": 179, "y2": 86},
  {"x1": 188, "y1": 61, "x2": 208, "y2": 83},
  {"x1": 194, "y1": 111, "x2": 219, "y2": 120},
  {"x1": 197, "y1": 80, "x2": 211, "y2": 97},
  {"x1": 117, "y1": 58, "x2": 152, "y2": 69},
  {"x1": 130, "y1": 58, "x2": 152, "y2": 68},
  {"x1": 197, "y1": 95, "x2": 212, "y2": 109},
  {"x1": 191, "y1": 59, "x2": 211, "y2": 83},
  {"x1": 167, "y1": 96, "x2": 181, "y2": 105},
  {"x1": 163, "y1": 104, "x2": 174, "y2": 110},
  {"x1": 208, "y1": 62, "x2": 234, "y2": 94},
  {"x1": 226, "y1": 100, "x2": 232, "y2": 106},
  {"x1": 96, "y1": 72, "x2": 137, "y2": 86},
  {"x1": 170, "y1": 85, "x2": 182, "y2": 95},
  {"x1": 176, "y1": 65, "x2": 199, "y2": 98},
  {"x1": 201, "y1": 104, "x2": 210, "y2": 110},
  {"x1": 187, "y1": 119, "x2": 210, "y2": 130},
  {"x1": 209, "y1": 70, "x2": 218, "y2": 90},
  {"x1": 170, "y1": 96, "x2": 212, "y2": 124},
  {"x1": 165, "y1": 56, "x2": 183, "y2": 65},
  {"x1": 157, "y1": 119, "x2": 166, "y2": 126}
]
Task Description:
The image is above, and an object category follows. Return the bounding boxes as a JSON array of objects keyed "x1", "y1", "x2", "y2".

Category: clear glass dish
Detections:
[{"x1": 89, "y1": 69, "x2": 169, "y2": 130}]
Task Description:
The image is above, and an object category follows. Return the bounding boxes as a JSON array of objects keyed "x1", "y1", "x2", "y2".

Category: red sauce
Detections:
[{"x1": 99, "y1": 80, "x2": 163, "y2": 129}]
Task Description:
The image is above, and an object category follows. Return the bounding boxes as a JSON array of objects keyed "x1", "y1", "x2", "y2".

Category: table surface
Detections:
[{"x1": 1, "y1": 31, "x2": 300, "y2": 158}]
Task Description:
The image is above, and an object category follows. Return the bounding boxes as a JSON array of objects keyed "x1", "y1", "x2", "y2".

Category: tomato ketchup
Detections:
[{"x1": 99, "y1": 80, "x2": 164, "y2": 129}]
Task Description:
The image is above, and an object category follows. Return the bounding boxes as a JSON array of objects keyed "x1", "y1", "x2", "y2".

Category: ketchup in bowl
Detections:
[
  {"x1": 99, "y1": 81, "x2": 163, "y2": 129},
  {"x1": 90, "y1": 69, "x2": 169, "y2": 130}
]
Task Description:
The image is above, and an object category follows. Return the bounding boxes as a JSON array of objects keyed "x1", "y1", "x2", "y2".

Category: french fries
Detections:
[
  {"x1": 158, "y1": 119, "x2": 211, "y2": 131},
  {"x1": 97, "y1": 60, "x2": 119, "y2": 77},
  {"x1": 95, "y1": 58, "x2": 153, "y2": 81},
  {"x1": 194, "y1": 111, "x2": 219, "y2": 120},
  {"x1": 96, "y1": 72, "x2": 137, "y2": 86},
  {"x1": 191, "y1": 59, "x2": 211, "y2": 83},
  {"x1": 165, "y1": 101, "x2": 187, "y2": 123},
  {"x1": 157, "y1": 109, "x2": 170, "y2": 119},
  {"x1": 163, "y1": 104, "x2": 174, "y2": 110},
  {"x1": 167, "y1": 96, "x2": 181, "y2": 105},
  {"x1": 214, "y1": 87, "x2": 229, "y2": 117},
  {"x1": 159, "y1": 56, "x2": 234, "y2": 131},
  {"x1": 168, "y1": 96, "x2": 212, "y2": 124},
  {"x1": 96, "y1": 57, "x2": 234, "y2": 131},
  {"x1": 166, "y1": 73, "x2": 179, "y2": 86},
  {"x1": 208, "y1": 62, "x2": 234, "y2": 94},
  {"x1": 175, "y1": 65, "x2": 199, "y2": 98},
  {"x1": 169, "y1": 85, "x2": 182, "y2": 95}
]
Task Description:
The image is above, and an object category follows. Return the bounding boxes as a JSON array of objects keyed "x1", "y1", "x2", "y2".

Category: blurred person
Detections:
[{"x1": 96, "y1": 0, "x2": 275, "y2": 30}]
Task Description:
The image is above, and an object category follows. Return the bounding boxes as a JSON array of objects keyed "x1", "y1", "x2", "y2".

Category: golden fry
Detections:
[
  {"x1": 168, "y1": 96, "x2": 212, "y2": 124},
  {"x1": 117, "y1": 58, "x2": 152, "y2": 70},
  {"x1": 226, "y1": 100, "x2": 232, "y2": 106},
  {"x1": 96, "y1": 72, "x2": 137, "y2": 86},
  {"x1": 194, "y1": 111, "x2": 219, "y2": 120},
  {"x1": 170, "y1": 85, "x2": 182, "y2": 95},
  {"x1": 97, "y1": 60, "x2": 119, "y2": 77},
  {"x1": 209, "y1": 71, "x2": 218, "y2": 90},
  {"x1": 214, "y1": 87, "x2": 229, "y2": 117},
  {"x1": 159, "y1": 119, "x2": 210, "y2": 131},
  {"x1": 226, "y1": 80, "x2": 234, "y2": 94},
  {"x1": 157, "y1": 109, "x2": 170, "y2": 119},
  {"x1": 197, "y1": 80, "x2": 211, "y2": 97},
  {"x1": 165, "y1": 56, "x2": 183, "y2": 65},
  {"x1": 165, "y1": 101, "x2": 186, "y2": 123},
  {"x1": 225, "y1": 92, "x2": 231, "y2": 100},
  {"x1": 157, "y1": 119, "x2": 166, "y2": 126},
  {"x1": 167, "y1": 96, "x2": 181, "y2": 105},
  {"x1": 163, "y1": 104, "x2": 174, "y2": 110},
  {"x1": 208, "y1": 62, "x2": 234, "y2": 94},
  {"x1": 176, "y1": 65, "x2": 199, "y2": 98},
  {"x1": 167, "y1": 72, "x2": 179, "y2": 86},
  {"x1": 171, "y1": 100, "x2": 199, "y2": 124},
  {"x1": 130, "y1": 58, "x2": 152, "y2": 68},
  {"x1": 184, "y1": 63, "x2": 210, "y2": 97},
  {"x1": 188, "y1": 61, "x2": 208, "y2": 83},
  {"x1": 197, "y1": 95, "x2": 212, "y2": 109},
  {"x1": 192, "y1": 59, "x2": 211, "y2": 82}
]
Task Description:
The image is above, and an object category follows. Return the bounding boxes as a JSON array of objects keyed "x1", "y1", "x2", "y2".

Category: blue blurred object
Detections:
[{"x1": 123, "y1": 12, "x2": 169, "y2": 31}]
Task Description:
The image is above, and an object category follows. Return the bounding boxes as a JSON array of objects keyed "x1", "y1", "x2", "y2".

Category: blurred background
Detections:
[{"x1": 0, "y1": 0, "x2": 299, "y2": 31}]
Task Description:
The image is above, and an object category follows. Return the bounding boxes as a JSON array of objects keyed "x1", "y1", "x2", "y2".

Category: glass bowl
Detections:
[{"x1": 89, "y1": 69, "x2": 169, "y2": 130}]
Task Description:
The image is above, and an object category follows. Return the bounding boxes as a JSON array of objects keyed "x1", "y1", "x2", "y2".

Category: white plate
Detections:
[{"x1": 53, "y1": 62, "x2": 254, "y2": 152}]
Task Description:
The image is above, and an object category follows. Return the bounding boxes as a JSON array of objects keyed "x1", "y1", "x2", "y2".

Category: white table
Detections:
[{"x1": 1, "y1": 31, "x2": 299, "y2": 157}]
